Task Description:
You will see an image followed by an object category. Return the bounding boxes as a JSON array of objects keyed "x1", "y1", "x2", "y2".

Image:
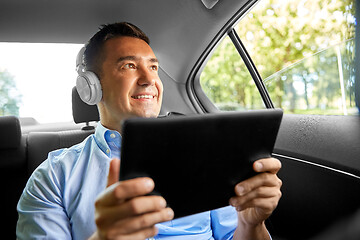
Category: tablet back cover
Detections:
[{"x1": 120, "y1": 109, "x2": 283, "y2": 218}]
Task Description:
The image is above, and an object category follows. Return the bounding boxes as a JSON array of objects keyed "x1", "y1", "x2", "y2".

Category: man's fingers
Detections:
[
  {"x1": 233, "y1": 157, "x2": 281, "y2": 197},
  {"x1": 253, "y1": 157, "x2": 282, "y2": 174},
  {"x1": 233, "y1": 196, "x2": 280, "y2": 214},
  {"x1": 232, "y1": 185, "x2": 279, "y2": 201},
  {"x1": 234, "y1": 172, "x2": 282, "y2": 197},
  {"x1": 119, "y1": 196, "x2": 167, "y2": 216},
  {"x1": 94, "y1": 177, "x2": 172, "y2": 240},
  {"x1": 109, "y1": 207, "x2": 174, "y2": 236},
  {"x1": 97, "y1": 195, "x2": 167, "y2": 226},
  {"x1": 230, "y1": 185, "x2": 282, "y2": 210},
  {"x1": 114, "y1": 178, "x2": 155, "y2": 200},
  {"x1": 107, "y1": 158, "x2": 120, "y2": 187},
  {"x1": 230, "y1": 157, "x2": 282, "y2": 219},
  {"x1": 96, "y1": 195, "x2": 170, "y2": 230},
  {"x1": 96, "y1": 177, "x2": 155, "y2": 207}
]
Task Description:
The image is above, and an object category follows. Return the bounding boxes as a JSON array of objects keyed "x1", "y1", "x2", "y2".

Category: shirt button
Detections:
[
  {"x1": 106, "y1": 149, "x2": 110, "y2": 154},
  {"x1": 148, "y1": 238, "x2": 155, "y2": 240},
  {"x1": 110, "y1": 133, "x2": 116, "y2": 139}
]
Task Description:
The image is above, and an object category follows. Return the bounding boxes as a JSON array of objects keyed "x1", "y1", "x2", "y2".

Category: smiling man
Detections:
[
  {"x1": 97, "y1": 36, "x2": 163, "y2": 132},
  {"x1": 17, "y1": 22, "x2": 282, "y2": 240}
]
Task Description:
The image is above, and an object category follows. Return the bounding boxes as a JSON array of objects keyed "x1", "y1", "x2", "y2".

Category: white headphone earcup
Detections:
[{"x1": 76, "y1": 71, "x2": 102, "y2": 105}]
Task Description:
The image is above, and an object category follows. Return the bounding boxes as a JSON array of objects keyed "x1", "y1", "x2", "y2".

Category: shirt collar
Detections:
[{"x1": 94, "y1": 123, "x2": 122, "y2": 158}]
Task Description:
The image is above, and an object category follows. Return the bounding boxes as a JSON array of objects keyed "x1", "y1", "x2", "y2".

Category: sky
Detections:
[{"x1": 0, "y1": 43, "x2": 83, "y2": 123}]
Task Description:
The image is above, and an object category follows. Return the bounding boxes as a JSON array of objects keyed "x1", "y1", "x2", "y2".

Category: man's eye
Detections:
[
  {"x1": 150, "y1": 65, "x2": 158, "y2": 71},
  {"x1": 124, "y1": 63, "x2": 136, "y2": 69}
]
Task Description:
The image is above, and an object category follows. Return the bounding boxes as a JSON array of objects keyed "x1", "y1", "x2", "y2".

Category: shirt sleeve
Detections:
[
  {"x1": 210, "y1": 206, "x2": 273, "y2": 240},
  {"x1": 16, "y1": 152, "x2": 72, "y2": 239},
  {"x1": 210, "y1": 206, "x2": 237, "y2": 240}
]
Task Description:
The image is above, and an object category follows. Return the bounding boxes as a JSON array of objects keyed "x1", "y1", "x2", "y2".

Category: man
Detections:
[{"x1": 17, "y1": 22, "x2": 282, "y2": 240}]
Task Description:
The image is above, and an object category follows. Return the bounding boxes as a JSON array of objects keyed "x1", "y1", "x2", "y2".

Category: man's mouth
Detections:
[{"x1": 131, "y1": 94, "x2": 155, "y2": 99}]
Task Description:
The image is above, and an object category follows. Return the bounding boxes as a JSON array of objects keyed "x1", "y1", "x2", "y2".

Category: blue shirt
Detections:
[{"x1": 16, "y1": 123, "x2": 239, "y2": 240}]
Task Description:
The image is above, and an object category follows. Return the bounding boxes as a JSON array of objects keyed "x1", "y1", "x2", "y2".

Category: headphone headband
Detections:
[{"x1": 76, "y1": 47, "x2": 86, "y2": 74}]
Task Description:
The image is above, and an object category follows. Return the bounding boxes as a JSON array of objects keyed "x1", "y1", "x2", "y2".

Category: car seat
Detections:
[
  {"x1": 0, "y1": 116, "x2": 27, "y2": 239},
  {"x1": 26, "y1": 87, "x2": 99, "y2": 175},
  {"x1": 72, "y1": 86, "x2": 99, "y2": 129}
]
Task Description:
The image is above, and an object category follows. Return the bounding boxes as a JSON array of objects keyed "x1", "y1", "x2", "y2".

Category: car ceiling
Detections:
[{"x1": 0, "y1": 0, "x2": 254, "y2": 85}]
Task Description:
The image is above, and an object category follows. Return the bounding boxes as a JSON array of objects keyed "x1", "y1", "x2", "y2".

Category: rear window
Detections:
[{"x1": 0, "y1": 43, "x2": 83, "y2": 123}]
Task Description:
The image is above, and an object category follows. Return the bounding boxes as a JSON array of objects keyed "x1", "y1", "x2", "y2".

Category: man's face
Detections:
[{"x1": 99, "y1": 36, "x2": 163, "y2": 129}]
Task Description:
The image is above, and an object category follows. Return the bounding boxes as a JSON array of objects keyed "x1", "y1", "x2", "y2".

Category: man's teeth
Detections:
[{"x1": 133, "y1": 95, "x2": 154, "y2": 99}]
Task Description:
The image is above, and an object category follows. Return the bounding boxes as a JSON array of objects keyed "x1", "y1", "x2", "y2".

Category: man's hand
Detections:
[
  {"x1": 89, "y1": 159, "x2": 174, "y2": 240},
  {"x1": 229, "y1": 158, "x2": 282, "y2": 240}
]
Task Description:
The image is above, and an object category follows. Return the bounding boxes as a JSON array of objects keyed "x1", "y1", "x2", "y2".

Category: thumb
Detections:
[{"x1": 107, "y1": 158, "x2": 120, "y2": 187}]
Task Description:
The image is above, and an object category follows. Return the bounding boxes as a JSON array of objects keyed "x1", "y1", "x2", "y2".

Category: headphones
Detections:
[{"x1": 76, "y1": 46, "x2": 102, "y2": 105}]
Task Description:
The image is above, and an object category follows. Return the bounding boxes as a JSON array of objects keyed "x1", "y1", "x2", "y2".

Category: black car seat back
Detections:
[
  {"x1": 26, "y1": 87, "x2": 98, "y2": 175},
  {"x1": 27, "y1": 130, "x2": 95, "y2": 175},
  {"x1": 0, "y1": 116, "x2": 28, "y2": 239}
]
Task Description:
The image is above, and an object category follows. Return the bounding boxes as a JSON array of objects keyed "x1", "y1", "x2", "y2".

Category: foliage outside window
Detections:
[
  {"x1": 200, "y1": 37, "x2": 265, "y2": 111},
  {"x1": 201, "y1": 0, "x2": 356, "y2": 115},
  {"x1": 0, "y1": 43, "x2": 82, "y2": 123},
  {"x1": 0, "y1": 70, "x2": 21, "y2": 116}
]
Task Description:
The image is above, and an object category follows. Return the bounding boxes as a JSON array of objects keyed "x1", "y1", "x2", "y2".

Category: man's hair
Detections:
[{"x1": 84, "y1": 22, "x2": 150, "y2": 76}]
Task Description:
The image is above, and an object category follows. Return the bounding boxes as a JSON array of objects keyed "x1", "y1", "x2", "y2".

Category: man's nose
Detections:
[{"x1": 137, "y1": 67, "x2": 156, "y2": 86}]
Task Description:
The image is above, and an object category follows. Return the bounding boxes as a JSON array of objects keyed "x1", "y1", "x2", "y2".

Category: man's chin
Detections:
[{"x1": 134, "y1": 109, "x2": 160, "y2": 119}]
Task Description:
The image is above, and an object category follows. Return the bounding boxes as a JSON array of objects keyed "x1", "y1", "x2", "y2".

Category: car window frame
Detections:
[
  {"x1": 190, "y1": 0, "x2": 359, "y2": 115},
  {"x1": 187, "y1": 0, "x2": 262, "y2": 114}
]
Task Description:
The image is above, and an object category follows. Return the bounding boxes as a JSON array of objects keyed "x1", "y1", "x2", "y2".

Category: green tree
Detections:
[
  {"x1": 201, "y1": 37, "x2": 263, "y2": 110},
  {"x1": 238, "y1": 0, "x2": 354, "y2": 108},
  {"x1": 201, "y1": 0, "x2": 355, "y2": 113},
  {"x1": 0, "y1": 70, "x2": 22, "y2": 116}
]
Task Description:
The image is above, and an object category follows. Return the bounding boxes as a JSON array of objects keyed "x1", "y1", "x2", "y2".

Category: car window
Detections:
[
  {"x1": 0, "y1": 43, "x2": 83, "y2": 123},
  {"x1": 200, "y1": 0, "x2": 356, "y2": 115},
  {"x1": 200, "y1": 36, "x2": 265, "y2": 111}
]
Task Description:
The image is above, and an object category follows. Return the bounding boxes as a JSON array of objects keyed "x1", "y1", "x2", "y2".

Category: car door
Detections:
[{"x1": 189, "y1": 0, "x2": 360, "y2": 239}]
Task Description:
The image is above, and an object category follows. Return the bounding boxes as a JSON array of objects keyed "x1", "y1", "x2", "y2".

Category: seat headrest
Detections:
[
  {"x1": 0, "y1": 116, "x2": 21, "y2": 149},
  {"x1": 72, "y1": 86, "x2": 100, "y2": 124}
]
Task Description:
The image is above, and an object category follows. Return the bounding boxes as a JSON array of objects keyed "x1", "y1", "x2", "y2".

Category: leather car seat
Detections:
[
  {"x1": 0, "y1": 116, "x2": 27, "y2": 239},
  {"x1": 26, "y1": 87, "x2": 99, "y2": 175}
]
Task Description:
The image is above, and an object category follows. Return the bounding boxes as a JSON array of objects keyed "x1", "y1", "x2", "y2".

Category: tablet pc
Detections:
[{"x1": 119, "y1": 109, "x2": 283, "y2": 218}]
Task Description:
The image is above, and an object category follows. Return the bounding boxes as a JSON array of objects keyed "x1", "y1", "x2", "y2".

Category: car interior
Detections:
[{"x1": 1, "y1": 0, "x2": 360, "y2": 239}]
